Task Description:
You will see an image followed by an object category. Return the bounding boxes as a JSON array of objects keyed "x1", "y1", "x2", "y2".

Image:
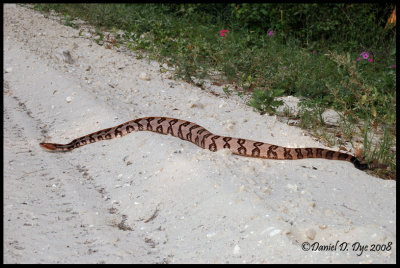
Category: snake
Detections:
[{"x1": 40, "y1": 116, "x2": 382, "y2": 170}]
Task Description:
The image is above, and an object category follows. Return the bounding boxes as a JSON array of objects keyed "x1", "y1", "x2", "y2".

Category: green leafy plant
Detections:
[
  {"x1": 223, "y1": 85, "x2": 232, "y2": 96},
  {"x1": 248, "y1": 88, "x2": 284, "y2": 115}
]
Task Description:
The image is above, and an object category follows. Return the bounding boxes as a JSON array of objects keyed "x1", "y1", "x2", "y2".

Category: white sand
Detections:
[{"x1": 3, "y1": 4, "x2": 396, "y2": 264}]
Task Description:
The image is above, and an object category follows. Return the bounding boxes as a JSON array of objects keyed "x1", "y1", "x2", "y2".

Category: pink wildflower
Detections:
[
  {"x1": 268, "y1": 30, "x2": 273, "y2": 38},
  {"x1": 360, "y1": 52, "x2": 369, "y2": 59},
  {"x1": 368, "y1": 58, "x2": 373, "y2": 63},
  {"x1": 220, "y1": 29, "x2": 229, "y2": 37}
]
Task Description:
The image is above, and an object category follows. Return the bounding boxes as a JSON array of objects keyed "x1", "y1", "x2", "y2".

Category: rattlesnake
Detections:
[{"x1": 40, "y1": 116, "x2": 381, "y2": 170}]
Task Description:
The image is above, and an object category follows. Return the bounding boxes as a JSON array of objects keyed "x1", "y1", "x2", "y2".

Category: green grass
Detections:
[{"x1": 29, "y1": 3, "x2": 396, "y2": 179}]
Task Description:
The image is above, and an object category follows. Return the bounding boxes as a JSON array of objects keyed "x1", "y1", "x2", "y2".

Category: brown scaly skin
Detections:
[{"x1": 40, "y1": 117, "x2": 384, "y2": 170}]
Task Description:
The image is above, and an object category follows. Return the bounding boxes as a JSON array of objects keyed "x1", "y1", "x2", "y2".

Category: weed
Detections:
[
  {"x1": 248, "y1": 88, "x2": 284, "y2": 115},
  {"x1": 222, "y1": 85, "x2": 233, "y2": 96}
]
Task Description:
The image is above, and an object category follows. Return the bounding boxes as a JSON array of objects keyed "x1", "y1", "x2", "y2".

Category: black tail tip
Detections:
[{"x1": 352, "y1": 158, "x2": 369, "y2": 170}]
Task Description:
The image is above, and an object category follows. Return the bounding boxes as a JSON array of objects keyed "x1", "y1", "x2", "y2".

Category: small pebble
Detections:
[
  {"x1": 269, "y1": 228, "x2": 281, "y2": 237},
  {"x1": 206, "y1": 232, "x2": 216, "y2": 238},
  {"x1": 233, "y1": 244, "x2": 240, "y2": 254},
  {"x1": 139, "y1": 72, "x2": 150, "y2": 81},
  {"x1": 319, "y1": 224, "x2": 328, "y2": 230},
  {"x1": 305, "y1": 228, "x2": 316, "y2": 240},
  {"x1": 162, "y1": 72, "x2": 172, "y2": 79}
]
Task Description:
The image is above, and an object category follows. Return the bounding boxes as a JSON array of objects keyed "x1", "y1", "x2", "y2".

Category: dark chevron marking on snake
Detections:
[
  {"x1": 209, "y1": 135, "x2": 220, "y2": 152},
  {"x1": 251, "y1": 142, "x2": 265, "y2": 157},
  {"x1": 237, "y1": 139, "x2": 247, "y2": 155},
  {"x1": 39, "y1": 117, "x2": 384, "y2": 170},
  {"x1": 222, "y1": 137, "x2": 232, "y2": 149}
]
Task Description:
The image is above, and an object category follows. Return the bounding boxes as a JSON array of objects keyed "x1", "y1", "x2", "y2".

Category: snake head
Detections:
[{"x1": 40, "y1": 143, "x2": 58, "y2": 150}]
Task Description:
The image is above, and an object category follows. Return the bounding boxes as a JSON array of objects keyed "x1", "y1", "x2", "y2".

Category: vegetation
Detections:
[{"x1": 30, "y1": 3, "x2": 396, "y2": 179}]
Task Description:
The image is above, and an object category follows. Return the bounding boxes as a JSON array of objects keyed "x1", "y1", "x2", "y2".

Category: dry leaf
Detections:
[
  {"x1": 373, "y1": 119, "x2": 378, "y2": 132},
  {"x1": 354, "y1": 147, "x2": 363, "y2": 158}
]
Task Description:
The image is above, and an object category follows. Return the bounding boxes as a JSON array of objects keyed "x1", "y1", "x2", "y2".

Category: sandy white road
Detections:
[{"x1": 3, "y1": 4, "x2": 396, "y2": 264}]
